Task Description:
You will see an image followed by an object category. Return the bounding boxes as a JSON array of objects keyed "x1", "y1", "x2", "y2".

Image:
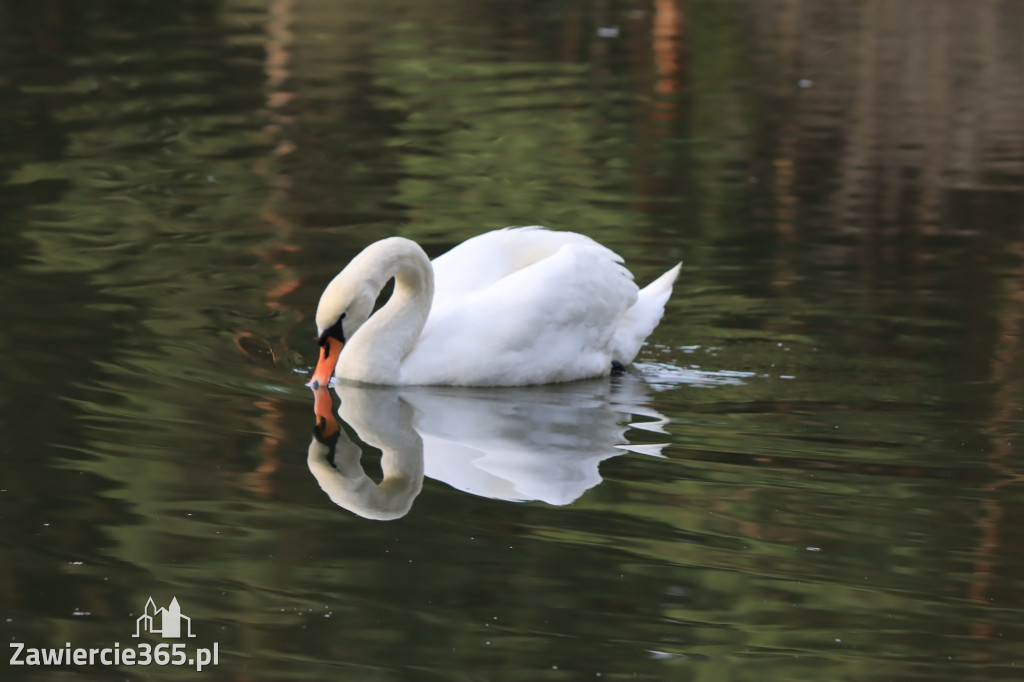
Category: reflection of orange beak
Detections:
[
  {"x1": 311, "y1": 337, "x2": 343, "y2": 388},
  {"x1": 312, "y1": 386, "x2": 339, "y2": 439}
]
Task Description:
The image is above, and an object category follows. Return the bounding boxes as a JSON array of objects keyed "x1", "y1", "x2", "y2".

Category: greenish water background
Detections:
[{"x1": 1, "y1": 0, "x2": 1023, "y2": 680}]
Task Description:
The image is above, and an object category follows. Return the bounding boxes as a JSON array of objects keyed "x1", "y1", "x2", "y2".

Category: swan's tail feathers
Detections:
[
  {"x1": 612, "y1": 263, "x2": 681, "y2": 366},
  {"x1": 642, "y1": 262, "x2": 681, "y2": 304}
]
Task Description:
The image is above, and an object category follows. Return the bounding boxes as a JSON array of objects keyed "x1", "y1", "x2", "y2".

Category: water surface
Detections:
[{"x1": 2, "y1": 1, "x2": 1023, "y2": 680}]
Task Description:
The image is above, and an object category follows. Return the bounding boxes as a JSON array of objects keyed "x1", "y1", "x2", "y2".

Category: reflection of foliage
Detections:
[{"x1": 381, "y1": 48, "x2": 635, "y2": 240}]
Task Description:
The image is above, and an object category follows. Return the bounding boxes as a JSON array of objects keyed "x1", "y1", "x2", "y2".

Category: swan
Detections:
[{"x1": 311, "y1": 226, "x2": 680, "y2": 387}]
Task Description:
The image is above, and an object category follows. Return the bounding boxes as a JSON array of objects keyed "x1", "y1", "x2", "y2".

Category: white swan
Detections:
[{"x1": 311, "y1": 226, "x2": 680, "y2": 387}]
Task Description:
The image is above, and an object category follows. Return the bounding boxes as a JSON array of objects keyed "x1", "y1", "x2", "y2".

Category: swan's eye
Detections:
[{"x1": 318, "y1": 313, "x2": 346, "y2": 347}]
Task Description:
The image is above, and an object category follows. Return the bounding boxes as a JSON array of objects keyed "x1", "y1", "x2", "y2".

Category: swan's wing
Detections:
[
  {"x1": 402, "y1": 240, "x2": 639, "y2": 386},
  {"x1": 430, "y1": 227, "x2": 620, "y2": 303}
]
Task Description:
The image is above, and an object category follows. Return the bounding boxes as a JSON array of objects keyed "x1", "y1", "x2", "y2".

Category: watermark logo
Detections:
[
  {"x1": 133, "y1": 597, "x2": 196, "y2": 638},
  {"x1": 10, "y1": 597, "x2": 219, "y2": 672}
]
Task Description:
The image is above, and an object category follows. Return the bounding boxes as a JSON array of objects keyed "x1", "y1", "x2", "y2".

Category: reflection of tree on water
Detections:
[
  {"x1": 744, "y1": 0, "x2": 1024, "y2": 265},
  {"x1": 308, "y1": 377, "x2": 668, "y2": 520}
]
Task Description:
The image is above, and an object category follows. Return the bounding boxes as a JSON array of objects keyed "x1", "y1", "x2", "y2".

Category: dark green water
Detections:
[{"x1": 2, "y1": 0, "x2": 1023, "y2": 680}]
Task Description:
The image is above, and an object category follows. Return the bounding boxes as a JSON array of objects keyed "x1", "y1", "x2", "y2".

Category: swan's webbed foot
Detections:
[{"x1": 610, "y1": 360, "x2": 626, "y2": 375}]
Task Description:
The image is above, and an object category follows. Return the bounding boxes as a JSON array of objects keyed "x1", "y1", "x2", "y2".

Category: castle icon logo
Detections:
[{"x1": 132, "y1": 597, "x2": 196, "y2": 638}]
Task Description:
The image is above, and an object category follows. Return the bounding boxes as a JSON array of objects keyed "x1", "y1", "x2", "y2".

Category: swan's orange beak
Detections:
[
  {"x1": 311, "y1": 336, "x2": 343, "y2": 388},
  {"x1": 312, "y1": 386, "x2": 339, "y2": 439}
]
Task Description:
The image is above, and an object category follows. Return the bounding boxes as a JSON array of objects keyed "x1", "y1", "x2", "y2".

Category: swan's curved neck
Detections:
[{"x1": 342, "y1": 239, "x2": 434, "y2": 384}]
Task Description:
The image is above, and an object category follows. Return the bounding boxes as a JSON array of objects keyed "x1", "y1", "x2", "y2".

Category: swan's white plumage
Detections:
[
  {"x1": 314, "y1": 226, "x2": 679, "y2": 387},
  {"x1": 611, "y1": 261, "x2": 681, "y2": 365}
]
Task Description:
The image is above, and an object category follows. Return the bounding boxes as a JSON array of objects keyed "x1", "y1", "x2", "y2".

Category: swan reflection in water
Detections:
[{"x1": 309, "y1": 375, "x2": 669, "y2": 520}]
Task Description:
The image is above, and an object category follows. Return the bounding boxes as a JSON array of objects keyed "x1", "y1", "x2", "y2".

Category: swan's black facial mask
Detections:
[
  {"x1": 318, "y1": 313, "x2": 346, "y2": 360},
  {"x1": 311, "y1": 313, "x2": 347, "y2": 389}
]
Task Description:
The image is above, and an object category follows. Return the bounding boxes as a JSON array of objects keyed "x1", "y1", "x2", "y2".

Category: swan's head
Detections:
[
  {"x1": 310, "y1": 266, "x2": 377, "y2": 388},
  {"x1": 310, "y1": 237, "x2": 431, "y2": 387}
]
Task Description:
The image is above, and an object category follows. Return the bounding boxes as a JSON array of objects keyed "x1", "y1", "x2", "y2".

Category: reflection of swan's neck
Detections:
[
  {"x1": 307, "y1": 387, "x2": 425, "y2": 520},
  {"x1": 343, "y1": 240, "x2": 434, "y2": 385}
]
